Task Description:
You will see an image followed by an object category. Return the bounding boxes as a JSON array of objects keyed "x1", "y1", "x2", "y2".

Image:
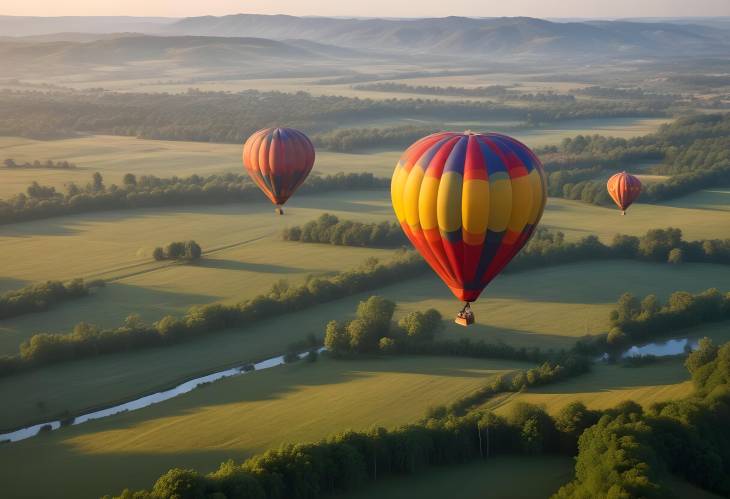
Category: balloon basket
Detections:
[
  {"x1": 275, "y1": 206, "x2": 284, "y2": 215},
  {"x1": 455, "y1": 303, "x2": 474, "y2": 327},
  {"x1": 455, "y1": 315, "x2": 474, "y2": 327}
]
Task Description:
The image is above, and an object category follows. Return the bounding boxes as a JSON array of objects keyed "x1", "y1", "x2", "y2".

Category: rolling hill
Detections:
[{"x1": 165, "y1": 15, "x2": 730, "y2": 59}]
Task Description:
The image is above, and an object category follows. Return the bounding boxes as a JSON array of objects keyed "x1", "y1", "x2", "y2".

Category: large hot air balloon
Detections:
[
  {"x1": 243, "y1": 127, "x2": 315, "y2": 214},
  {"x1": 391, "y1": 131, "x2": 546, "y2": 326},
  {"x1": 607, "y1": 171, "x2": 641, "y2": 215}
]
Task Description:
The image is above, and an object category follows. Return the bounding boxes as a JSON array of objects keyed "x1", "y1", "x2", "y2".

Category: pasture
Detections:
[
  {"x1": 2, "y1": 259, "x2": 729, "y2": 431},
  {"x1": 0, "y1": 114, "x2": 667, "y2": 198},
  {"x1": 0, "y1": 104, "x2": 725, "y2": 499},
  {"x1": 0, "y1": 355, "x2": 530, "y2": 499},
  {"x1": 488, "y1": 360, "x2": 695, "y2": 416}
]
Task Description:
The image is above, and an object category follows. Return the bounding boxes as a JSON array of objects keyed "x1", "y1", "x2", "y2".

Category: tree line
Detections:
[
  {"x1": 541, "y1": 113, "x2": 730, "y2": 206},
  {"x1": 106, "y1": 337, "x2": 730, "y2": 499},
  {"x1": 0, "y1": 88, "x2": 666, "y2": 143},
  {"x1": 287, "y1": 220, "x2": 730, "y2": 268},
  {"x1": 0, "y1": 171, "x2": 388, "y2": 226},
  {"x1": 311, "y1": 125, "x2": 440, "y2": 152},
  {"x1": 283, "y1": 214, "x2": 406, "y2": 248},
  {"x1": 3, "y1": 158, "x2": 76, "y2": 169},
  {"x1": 0, "y1": 279, "x2": 101, "y2": 320},
  {"x1": 153, "y1": 241, "x2": 202, "y2": 262},
  {"x1": 352, "y1": 82, "x2": 578, "y2": 103},
  {"x1": 599, "y1": 288, "x2": 730, "y2": 352},
  {"x1": 0, "y1": 252, "x2": 428, "y2": 378}
]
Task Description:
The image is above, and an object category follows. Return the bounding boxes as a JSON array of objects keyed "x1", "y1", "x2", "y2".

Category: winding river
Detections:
[{"x1": 0, "y1": 348, "x2": 324, "y2": 444}]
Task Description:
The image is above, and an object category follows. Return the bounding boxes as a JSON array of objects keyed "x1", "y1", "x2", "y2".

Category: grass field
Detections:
[
  {"x1": 1, "y1": 179, "x2": 727, "y2": 354},
  {"x1": 0, "y1": 355, "x2": 531, "y2": 499},
  {"x1": 334, "y1": 456, "x2": 574, "y2": 499},
  {"x1": 0, "y1": 115, "x2": 668, "y2": 198},
  {"x1": 2, "y1": 258, "x2": 729, "y2": 431},
  {"x1": 0, "y1": 135, "x2": 402, "y2": 197},
  {"x1": 487, "y1": 360, "x2": 695, "y2": 416}
]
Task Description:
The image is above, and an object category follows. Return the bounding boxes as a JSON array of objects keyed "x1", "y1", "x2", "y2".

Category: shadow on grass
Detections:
[{"x1": 201, "y1": 258, "x2": 303, "y2": 274}]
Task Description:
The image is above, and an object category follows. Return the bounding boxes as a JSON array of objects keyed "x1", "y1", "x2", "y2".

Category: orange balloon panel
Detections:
[
  {"x1": 243, "y1": 127, "x2": 315, "y2": 206},
  {"x1": 391, "y1": 131, "x2": 546, "y2": 303},
  {"x1": 607, "y1": 172, "x2": 641, "y2": 213}
]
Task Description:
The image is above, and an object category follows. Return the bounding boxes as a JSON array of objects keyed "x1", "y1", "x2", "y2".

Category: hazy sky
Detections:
[{"x1": 3, "y1": 0, "x2": 730, "y2": 18}]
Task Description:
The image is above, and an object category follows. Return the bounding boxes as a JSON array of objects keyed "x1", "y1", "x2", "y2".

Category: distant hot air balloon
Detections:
[
  {"x1": 391, "y1": 131, "x2": 546, "y2": 326},
  {"x1": 243, "y1": 127, "x2": 315, "y2": 214},
  {"x1": 607, "y1": 171, "x2": 641, "y2": 215}
]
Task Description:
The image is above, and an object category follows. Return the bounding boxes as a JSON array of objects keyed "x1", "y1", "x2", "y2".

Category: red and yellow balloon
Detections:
[
  {"x1": 243, "y1": 127, "x2": 315, "y2": 214},
  {"x1": 606, "y1": 171, "x2": 641, "y2": 215},
  {"x1": 391, "y1": 131, "x2": 546, "y2": 323}
]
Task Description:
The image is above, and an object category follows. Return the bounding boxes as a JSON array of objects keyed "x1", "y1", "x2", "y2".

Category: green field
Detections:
[
  {"x1": 2, "y1": 259, "x2": 729, "y2": 432},
  {"x1": 488, "y1": 360, "x2": 695, "y2": 416},
  {"x1": 0, "y1": 135, "x2": 402, "y2": 197},
  {"x1": 2, "y1": 180, "x2": 728, "y2": 355},
  {"x1": 0, "y1": 115, "x2": 668, "y2": 198},
  {"x1": 0, "y1": 355, "x2": 531, "y2": 499},
  {"x1": 0, "y1": 109, "x2": 727, "y2": 499},
  {"x1": 334, "y1": 456, "x2": 574, "y2": 499}
]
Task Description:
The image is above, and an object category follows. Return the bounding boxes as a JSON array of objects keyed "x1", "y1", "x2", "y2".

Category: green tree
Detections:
[
  {"x1": 668, "y1": 247, "x2": 684, "y2": 264},
  {"x1": 151, "y1": 469, "x2": 207, "y2": 499}
]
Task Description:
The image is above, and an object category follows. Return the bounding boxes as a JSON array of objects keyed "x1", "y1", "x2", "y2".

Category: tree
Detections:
[
  {"x1": 379, "y1": 337, "x2": 396, "y2": 353},
  {"x1": 151, "y1": 469, "x2": 207, "y2": 499},
  {"x1": 123, "y1": 173, "x2": 137, "y2": 187},
  {"x1": 668, "y1": 248, "x2": 684, "y2": 264},
  {"x1": 685, "y1": 337, "x2": 718, "y2": 375},
  {"x1": 324, "y1": 320, "x2": 349, "y2": 355},
  {"x1": 347, "y1": 318, "x2": 379, "y2": 353},
  {"x1": 356, "y1": 296, "x2": 395, "y2": 332},
  {"x1": 153, "y1": 247, "x2": 165, "y2": 261},
  {"x1": 91, "y1": 172, "x2": 105, "y2": 192},
  {"x1": 184, "y1": 241, "x2": 202, "y2": 260}
]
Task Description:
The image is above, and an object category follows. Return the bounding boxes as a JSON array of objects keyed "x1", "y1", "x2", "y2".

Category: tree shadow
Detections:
[{"x1": 200, "y1": 258, "x2": 302, "y2": 274}]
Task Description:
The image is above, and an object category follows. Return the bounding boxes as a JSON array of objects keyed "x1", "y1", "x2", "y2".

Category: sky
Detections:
[{"x1": 2, "y1": 0, "x2": 730, "y2": 18}]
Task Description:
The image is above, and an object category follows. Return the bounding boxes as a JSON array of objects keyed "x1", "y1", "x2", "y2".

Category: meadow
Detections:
[
  {"x1": 0, "y1": 114, "x2": 666, "y2": 197},
  {"x1": 2, "y1": 258, "x2": 730, "y2": 431},
  {"x1": 488, "y1": 360, "x2": 695, "y2": 415},
  {"x1": 0, "y1": 93, "x2": 726, "y2": 499},
  {"x1": 0, "y1": 355, "x2": 531, "y2": 498}
]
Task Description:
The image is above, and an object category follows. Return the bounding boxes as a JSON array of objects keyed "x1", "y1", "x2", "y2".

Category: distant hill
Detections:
[
  {"x1": 165, "y1": 15, "x2": 730, "y2": 59},
  {"x1": 0, "y1": 35, "x2": 338, "y2": 75},
  {"x1": 0, "y1": 16, "x2": 173, "y2": 36}
]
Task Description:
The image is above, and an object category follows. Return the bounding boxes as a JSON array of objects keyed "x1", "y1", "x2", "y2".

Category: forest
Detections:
[{"x1": 0, "y1": 88, "x2": 667, "y2": 142}]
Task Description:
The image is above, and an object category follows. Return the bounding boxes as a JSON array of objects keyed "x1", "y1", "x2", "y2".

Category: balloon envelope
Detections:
[
  {"x1": 243, "y1": 127, "x2": 315, "y2": 207},
  {"x1": 607, "y1": 171, "x2": 641, "y2": 213},
  {"x1": 391, "y1": 131, "x2": 546, "y2": 303}
]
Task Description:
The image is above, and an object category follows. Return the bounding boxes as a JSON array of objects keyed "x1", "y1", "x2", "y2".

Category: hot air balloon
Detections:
[
  {"x1": 607, "y1": 171, "x2": 641, "y2": 215},
  {"x1": 243, "y1": 127, "x2": 315, "y2": 214},
  {"x1": 391, "y1": 131, "x2": 546, "y2": 326}
]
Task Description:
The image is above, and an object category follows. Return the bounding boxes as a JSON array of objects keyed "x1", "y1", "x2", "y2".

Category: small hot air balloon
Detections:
[
  {"x1": 243, "y1": 127, "x2": 315, "y2": 214},
  {"x1": 391, "y1": 131, "x2": 546, "y2": 326},
  {"x1": 607, "y1": 172, "x2": 641, "y2": 215}
]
